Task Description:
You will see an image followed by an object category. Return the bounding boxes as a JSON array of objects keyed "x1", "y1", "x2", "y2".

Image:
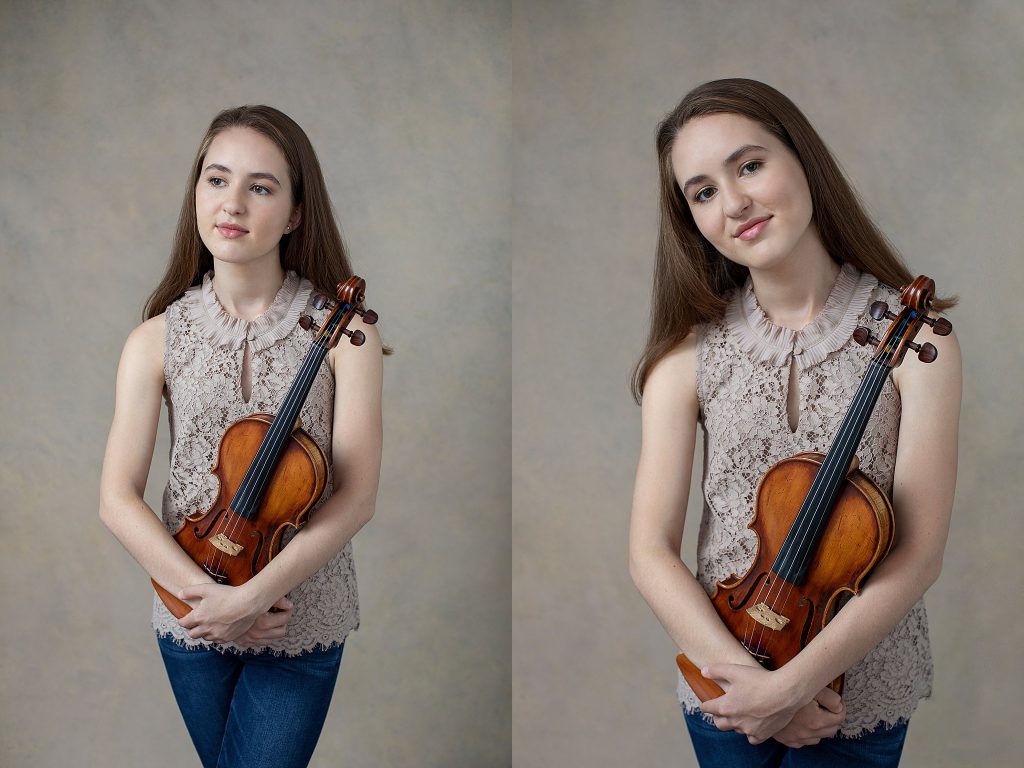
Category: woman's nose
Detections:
[
  {"x1": 720, "y1": 183, "x2": 751, "y2": 218},
  {"x1": 222, "y1": 189, "x2": 245, "y2": 216}
]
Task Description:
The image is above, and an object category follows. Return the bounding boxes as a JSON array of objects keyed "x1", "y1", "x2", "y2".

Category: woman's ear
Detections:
[{"x1": 288, "y1": 205, "x2": 302, "y2": 232}]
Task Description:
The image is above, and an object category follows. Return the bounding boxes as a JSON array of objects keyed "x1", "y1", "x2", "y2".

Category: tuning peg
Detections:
[
  {"x1": 312, "y1": 294, "x2": 336, "y2": 311},
  {"x1": 869, "y1": 301, "x2": 897, "y2": 321},
  {"x1": 907, "y1": 341, "x2": 938, "y2": 363},
  {"x1": 853, "y1": 326, "x2": 879, "y2": 347},
  {"x1": 920, "y1": 316, "x2": 952, "y2": 336},
  {"x1": 342, "y1": 328, "x2": 366, "y2": 346},
  {"x1": 355, "y1": 307, "x2": 378, "y2": 325},
  {"x1": 298, "y1": 314, "x2": 321, "y2": 333}
]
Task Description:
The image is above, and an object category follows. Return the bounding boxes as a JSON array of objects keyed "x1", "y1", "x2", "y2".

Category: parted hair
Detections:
[
  {"x1": 632, "y1": 78, "x2": 952, "y2": 402},
  {"x1": 144, "y1": 105, "x2": 354, "y2": 321}
]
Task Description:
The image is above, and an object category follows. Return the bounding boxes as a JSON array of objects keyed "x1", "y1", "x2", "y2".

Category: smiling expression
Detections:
[
  {"x1": 671, "y1": 113, "x2": 821, "y2": 273},
  {"x1": 195, "y1": 127, "x2": 300, "y2": 268}
]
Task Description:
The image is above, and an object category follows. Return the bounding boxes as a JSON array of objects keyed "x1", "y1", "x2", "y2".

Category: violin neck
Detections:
[
  {"x1": 772, "y1": 359, "x2": 891, "y2": 584},
  {"x1": 230, "y1": 341, "x2": 330, "y2": 520}
]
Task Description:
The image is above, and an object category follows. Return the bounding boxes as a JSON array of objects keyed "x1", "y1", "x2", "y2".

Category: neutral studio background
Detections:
[
  {"x1": 0, "y1": 2, "x2": 510, "y2": 766},
  {"x1": 509, "y1": 1, "x2": 1022, "y2": 767},
  {"x1": 2, "y1": 1, "x2": 1022, "y2": 767}
]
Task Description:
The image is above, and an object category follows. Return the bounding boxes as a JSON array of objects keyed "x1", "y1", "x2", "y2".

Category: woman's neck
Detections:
[
  {"x1": 747, "y1": 235, "x2": 841, "y2": 331},
  {"x1": 210, "y1": 257, "x2": 287, "y2": 321}
]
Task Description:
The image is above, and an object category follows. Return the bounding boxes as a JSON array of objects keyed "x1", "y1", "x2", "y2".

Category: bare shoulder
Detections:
[
  {"x1": 642, "y1": 332, "x2": 698, "y2": 414},
  {"x1": 327, "y1": 314, "x2": 383, "y2": 378},
  {"x1": 891, "y1": 317, "x2": 962, "y2": 400},
  {"x1": 120, "y1": 313, "x2": 166, "y2": 379}
]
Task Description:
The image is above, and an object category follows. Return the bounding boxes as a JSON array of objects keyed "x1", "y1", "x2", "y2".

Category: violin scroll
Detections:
[
  {"x1": 304, "y1": 277, "x2": 379, "y2": 349},
  {"x1": 860, "y1": 276, "x2": 953, "y2": 368}
]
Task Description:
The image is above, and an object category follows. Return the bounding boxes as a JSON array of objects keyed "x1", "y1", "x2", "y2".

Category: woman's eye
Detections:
[
  {"x1": 694, "y1": 187, "x2": 716, "y2": 204},
  {"x1": 251, "y1": 184, "x2": 271, "y2": 195},
  {"x1": 208, "y1": 177, "x2": 226, "y2": 187},
  {"x1": 740, "y1": 160, "x2": 762, "y2": 175}
]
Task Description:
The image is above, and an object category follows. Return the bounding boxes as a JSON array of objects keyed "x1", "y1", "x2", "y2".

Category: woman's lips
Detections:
[
  {"x1": 736, "y1": 217, "x2": 771, "y2": 241},
  {"x1": 216, "y1": 224, "x2": 248, "y2": 239}
]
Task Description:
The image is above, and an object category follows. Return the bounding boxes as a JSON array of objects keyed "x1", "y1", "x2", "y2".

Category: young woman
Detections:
[
  {"x1": 99, "y1": 105, "x2": 383, "y2": 768},
  {"x1": 628, "y1": 79, "x2": 960, "y2": 767}
]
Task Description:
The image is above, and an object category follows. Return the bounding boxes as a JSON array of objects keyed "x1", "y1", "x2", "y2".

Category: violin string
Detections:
[
  {"x1": 206, "y1": 338, "x2": 324, "y2": 578},
  {"x1": 207, "y1": 329, "x2": 331, "y2": 580},
  {"x1": 745, "y1": 357, "x2": 890, "y2": 659},
  {"x1": 750, "y1": 353, "x2": 892, "y2": 658},
  {"x1": 751, "y1": 328, "x2": 902, "y2": 659},
  {"x1": 745, "y1": 358, "x2": 890, "y2": 659},
  {"x1": 211, "y1": 337, "x2": 326, "y2": 578},
  {"x1": 745, "y1": 317, "x2": 908, "y2": 661},
  {"x1": 772, "y1": 315, "x2": 909, "y2": 586},
  {"x1": 739, "y1": 361, "x2": 883, "y2": 654},
  {"x1": 216, "y1": 334, "x2": 328, "y2": 571}
]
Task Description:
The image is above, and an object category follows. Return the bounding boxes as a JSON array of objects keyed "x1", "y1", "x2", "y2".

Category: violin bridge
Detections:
[
  {"x1": 747, "y1": 602, "x2": 790, "y2": 631},
  {"x1": 210, "y1": 533, "x2": 244, "y2": 557}
]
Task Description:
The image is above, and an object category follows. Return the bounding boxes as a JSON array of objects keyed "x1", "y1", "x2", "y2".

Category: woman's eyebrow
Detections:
[
  {"x1": 203, "y1": 163, "x2": 281, "y2": 186},
  {"x1": 681, "y1": 144, "x2": 768, "y2": 192}
]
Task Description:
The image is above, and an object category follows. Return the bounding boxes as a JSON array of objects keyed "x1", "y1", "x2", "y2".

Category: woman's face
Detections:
[
  {"x1": 670, "y1": 112, "x2": 819, "y2": 273},
  {"x1": 195, "y1": 127, "x2": 300, "y2": 269}
]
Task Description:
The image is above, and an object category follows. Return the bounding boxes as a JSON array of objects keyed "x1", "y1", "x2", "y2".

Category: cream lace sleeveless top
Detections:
[
  {"x1": 152, "y1": 271, "x2": 359, "y2": 655},
  {"x1": 678, "y1": 264, "x2": 933, "y2": 736}
]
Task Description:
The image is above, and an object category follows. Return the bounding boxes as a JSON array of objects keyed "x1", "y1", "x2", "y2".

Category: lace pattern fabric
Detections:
[
  {"x1": 153, "y1": 271, "x2": 359, "y2": 655},
  {"x1": 678, "y1": 266, "x2": 933, "y2": 736}
]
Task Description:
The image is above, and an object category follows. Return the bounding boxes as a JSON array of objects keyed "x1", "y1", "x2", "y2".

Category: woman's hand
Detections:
[
  {"x1": 177, "y1": 583, "x2": 291, "y2": 645},
  {"x1": 771, "y1": 687, "x2": 845, "y2": 748},
  {"x1": 235, "y1": 596, "x2": 294, "y2": 647},
  {"x1": 699, "y1": 663, "x2": 808, "y2": 744}
]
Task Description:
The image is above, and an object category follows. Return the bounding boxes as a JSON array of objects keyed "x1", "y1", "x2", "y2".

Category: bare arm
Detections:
[
  {"x1": 178, "y1": 315, "x2": 383, "y2": 641},
  {"x1": 628, "y1": 335, "x2": 757, "y2": 670},
  {"x1": 702, "y1": 327, "x2": 961, "y2": 742},
  {"x1": 629, "y1": 335, "x2": 847, "y2": 746},
  {"x1": 98, "y1": 315, "x2": 215, "y2": 594}
]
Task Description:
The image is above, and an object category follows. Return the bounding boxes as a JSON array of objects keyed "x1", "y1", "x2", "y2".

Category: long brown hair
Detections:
[
  {"x1": 145, "y1": 105, "x2": 355, "y2": 320},
  {"x1": 632, "y1": 78, "x2": 953, "y2": 402}
]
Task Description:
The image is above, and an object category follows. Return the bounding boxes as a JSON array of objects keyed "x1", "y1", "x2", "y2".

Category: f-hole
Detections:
[{"x1": 728, "y1": 572, "x2": 770, "y2": 610}]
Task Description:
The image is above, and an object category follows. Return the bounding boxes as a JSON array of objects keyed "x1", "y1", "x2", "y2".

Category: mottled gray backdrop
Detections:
[
  {"x1": 1, "y1": 1, "x2": 509, "y2": 766},
  {"x1": 508, "y1": 2, "x2": 1021, "y2": 768},
  {"x1": 2, "y1": 1, "x2": 1021, "y2": 767}
]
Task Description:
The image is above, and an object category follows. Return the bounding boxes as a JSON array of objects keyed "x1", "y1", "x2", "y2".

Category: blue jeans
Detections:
[
  {"x1": 684, "y1": 709, "x2": 908, "y2": 768},
  {"x1": 157, "y1": 634, "x2": 344, "y2": 768}
]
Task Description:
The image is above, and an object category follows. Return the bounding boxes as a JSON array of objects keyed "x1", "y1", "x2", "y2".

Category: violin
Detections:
[
  {"x1": 152, "y1": 276, "x2": 378, "y2": 619},
  {"x1": 677, "y1": 275, "x2": 953, "y2": 701}
]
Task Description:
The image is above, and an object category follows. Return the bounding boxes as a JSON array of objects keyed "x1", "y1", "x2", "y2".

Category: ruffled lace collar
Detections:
[
  {"x1": 184, "y1": 270, "x2": 312, "y2": 352},
  {"x1": 725, "y1": 262, "x2": 877, "y2": 369}
]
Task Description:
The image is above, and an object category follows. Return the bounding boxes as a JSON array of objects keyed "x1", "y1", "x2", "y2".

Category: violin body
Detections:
[
  {"x1": 153, "y1": 414, "x2": 327, "y2": 619},
  {"x1": 677, "y1": 453, "x2": 893, "y2": 700},
  {"x1": 676, "y1": 275, "x2": 951, "y2": 702},
  {"x1": 152, "y1": 275, "x2": 377, "y2": 620}
]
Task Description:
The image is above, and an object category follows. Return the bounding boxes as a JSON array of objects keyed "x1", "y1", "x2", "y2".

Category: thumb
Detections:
[
  {"x1": 814, "y1": 686, "x2": 844, "y2": 714},
  {"x1": 178, "y1": 583, "x2": 214, "y2": 602},
  {"x1": 700, "y1": 663, "x2": 736, "y2": 684}
]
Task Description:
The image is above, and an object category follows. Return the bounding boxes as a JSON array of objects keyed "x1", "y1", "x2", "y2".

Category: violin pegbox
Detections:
[
  {"x1": 300, "y1": 276, "x2": 379, "y2": 349},
  {"x1": 853, "y1": 275, "x2": 952, "y2": 367}
]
